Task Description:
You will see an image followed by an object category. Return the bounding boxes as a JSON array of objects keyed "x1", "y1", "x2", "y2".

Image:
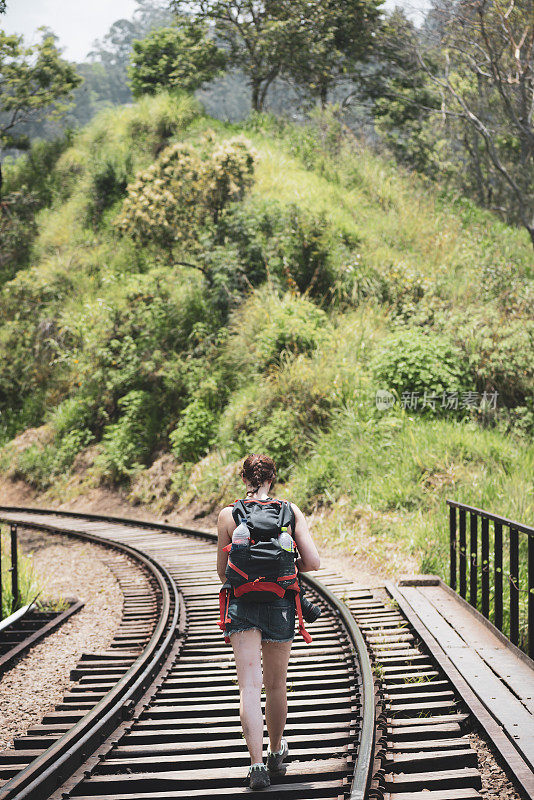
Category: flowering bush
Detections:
[{"x1": 114, "y1": 134, "x2": 256, "y2": 250}]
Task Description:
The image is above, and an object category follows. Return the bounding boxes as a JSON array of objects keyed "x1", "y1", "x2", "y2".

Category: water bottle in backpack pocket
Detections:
[{"x1": 231, "y1": 518, "x2": 250, "y2": 548}]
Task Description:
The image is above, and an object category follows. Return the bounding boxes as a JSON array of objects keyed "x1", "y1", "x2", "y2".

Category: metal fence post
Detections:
[
  {"x1": 529, "y1": 535, "x2": 534, "y2": 661},
  {"x1": 449, "y1": 503, "x2": 457, "y2": 591},
  {"x1": 459, "y1": 508, "x2": 467, "y2": 599},
  {"x1": 494, "y1": 521, "x2": 503, "y2": 631},
  {"x1": 10, "y1": 523, "x2": 19, "y2": 613},
  {"x1": 509, "y1": 527, "x2": 519, "y2": 647},
  {"x1": 470, "y1": 512, "x2": 478, "y2": 609}
]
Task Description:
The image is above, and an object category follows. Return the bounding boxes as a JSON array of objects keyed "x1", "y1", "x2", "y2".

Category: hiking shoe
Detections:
[
  {"x1": 247, "y1": 763, "x2": 270, "y2": 790},
  {"x1": 266, "y1": 737, "x2": 289, "y2": 773}
]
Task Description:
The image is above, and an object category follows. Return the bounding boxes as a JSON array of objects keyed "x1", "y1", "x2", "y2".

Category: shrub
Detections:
[
  {"x1": 372, "y1": 329, "x2": 469, "y2": 413},
  {"x1": 124, "y1": 90, "x2": 200, "y2": 156},
  {"x1": 115, "y1": 134, "x2": 256, "y2": 250},
  {"x1": 86, "y1": 150, "x2": 133, "y2": 226},
  {"x1": 223, "y1": 288, "x2": 330, "y2": 381},
  {"x1": 169, "y1": 400, "x2": 218, "y2": 462},
  {"x1": 0, "y1": 191, "x2": 39, "y2": 281},
  {"x1": 50, "y1": 396, "x2": 95, "y2": 438},
  {"x1": 218, "y1": 347, "x2": 337, "y2": 480},
  {"x1": 94, "y1": 390, "x2": 158, "y2": 483},
  {"x1": 216, "y1": 199, "x2": 338, "y2": 298},
  {"x1": 439, "y1": 308, "x2": 534, "y2": 409},
  {"x1": 217, "y1": 386, "x2": 300, "y2": 479},
  {"x1": 269, "y1": 204, "x2": 336, "y2": 297},
  {"x1": 15, "y1": 443, "x2": 56, "y2": 488},
  {"x1": 246, "y1": 407, "x2": 299, "y2": 479},
  {"x1": 2, "y1": 134, "x2": 73, "y2": 207}
]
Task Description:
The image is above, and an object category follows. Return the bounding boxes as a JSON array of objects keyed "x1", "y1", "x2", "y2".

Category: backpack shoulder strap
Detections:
[
  {"x1": 279, "y1": 500, "x2": 295, "y2": 534},
  {"x1": 232, "y1": 498, "x2": 248, "y2": 526}
]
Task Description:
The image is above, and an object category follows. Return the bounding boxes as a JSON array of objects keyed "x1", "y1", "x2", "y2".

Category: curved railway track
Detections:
[{"x1": 0, "y1": 506, "x2": 376, "y2": 800}]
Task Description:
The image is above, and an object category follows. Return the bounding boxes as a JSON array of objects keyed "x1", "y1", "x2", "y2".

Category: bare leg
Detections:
[
  {"x1": 262, "y1": 640, "x2": 292, "y2": 753},
  {"x1": 231, "y1": 628, "x2": 264, "y2": 764}
]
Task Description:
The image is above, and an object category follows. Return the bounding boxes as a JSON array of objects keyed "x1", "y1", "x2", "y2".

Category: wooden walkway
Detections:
[{"x1": 388, "y1": 577, "x2": 534, "y2": 799}]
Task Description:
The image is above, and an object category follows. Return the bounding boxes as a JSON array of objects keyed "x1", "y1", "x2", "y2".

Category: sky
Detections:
[
  {"x1": 2, "y1": 0, "x2": 139, "y2": 61},
  {"x1": 2, "y1": 0, "x2": 430, "y2": 63}
]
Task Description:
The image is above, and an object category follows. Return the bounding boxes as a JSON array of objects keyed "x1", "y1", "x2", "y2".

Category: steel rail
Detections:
[
  {"x1": 0, "y1": 603, "x2": 36, "y2": 634},
  {"x1": 0, "y1": 505, "x2": 376, "y2": 800},
  {"x1": 0, "y1": 511, "x2": 182, "y2": 800}
]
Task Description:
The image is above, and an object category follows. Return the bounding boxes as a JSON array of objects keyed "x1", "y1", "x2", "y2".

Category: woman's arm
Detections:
[
  {"x1": 217, "y1": 505, "x2": 235, "y2": 583},
  {"x1": 291, "y1": 503, "x2": 320, "y2": 573}
]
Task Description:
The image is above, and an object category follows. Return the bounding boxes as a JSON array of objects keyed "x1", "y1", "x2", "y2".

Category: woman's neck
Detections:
[{"x1": 245, "y1": 485, "x2": 271, "y2": 501}]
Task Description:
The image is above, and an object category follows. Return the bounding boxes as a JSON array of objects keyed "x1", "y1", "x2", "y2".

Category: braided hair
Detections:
[{"x1": 241, "y1": 453, "x2": 276, "y2": 492}]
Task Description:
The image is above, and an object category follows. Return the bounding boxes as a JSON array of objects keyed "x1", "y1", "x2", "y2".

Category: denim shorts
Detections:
[{"x1": 225, "y1": 593, "x2": 295, "y2": 643}]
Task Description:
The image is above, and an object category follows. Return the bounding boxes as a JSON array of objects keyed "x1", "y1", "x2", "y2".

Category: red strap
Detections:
[
  {"x1": 218, "y1": 587, "x2": 232, "y2": 630},
  {"x1": 295, "y1": 592, "x2": 313, "y2": 644},
  {"x1": 227, "y1": 559, "x2": 248, "y2": 579},
  {"x1": 218, "y1": 588, "x2": 227, "y2": 630},
  {"x1": 234, "y1": 581, "x2": 285, "y2": 598},
  {"x1": 223, "y1": 543, "x2": 232, "y2": 552}
]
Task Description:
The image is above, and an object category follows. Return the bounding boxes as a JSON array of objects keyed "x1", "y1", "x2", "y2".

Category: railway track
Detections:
[
  {"x1": 0, "y1": 507, "x2": 376, "y2": 800},
  {"x1": 0, "y1": 598, "x2": 84, "y2": 675}
]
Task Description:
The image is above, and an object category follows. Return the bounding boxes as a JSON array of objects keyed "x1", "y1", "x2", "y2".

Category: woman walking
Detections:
[{"x1": 217, "y1": 453, "x2": 320, "y2": 790}]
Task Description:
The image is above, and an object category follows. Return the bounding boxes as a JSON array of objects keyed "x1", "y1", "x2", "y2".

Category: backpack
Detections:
[{"x1": 218, "y1": 498, "x2": 312, "y2": 643}]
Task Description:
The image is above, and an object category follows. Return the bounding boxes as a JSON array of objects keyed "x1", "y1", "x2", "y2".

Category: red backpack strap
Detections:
[
  {"x1": 218, "y1": 586, "x2": 232, "y2": 643},
  {"x1": 294, "y1": 589, "x2": 312, "y2": 644}
]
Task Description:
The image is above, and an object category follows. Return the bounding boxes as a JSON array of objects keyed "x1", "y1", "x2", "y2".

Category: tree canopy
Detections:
[
  {"x1": 0, "y1": 28, "x2": 81, "y2": 152},
  {"x1": 170, "y1": 0, "x2": 383, "y2": 110},
  {"x1": 128, "y1": 19, "x2": 226, "y2": 97},
  {"x1": 285, "y1": 0, "x2": 383, "y2": 105}
]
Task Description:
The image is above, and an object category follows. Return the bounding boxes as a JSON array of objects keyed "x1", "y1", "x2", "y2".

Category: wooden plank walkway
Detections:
[{"x1": 387, "y1": 577, "x2": 534, "y2": 799}]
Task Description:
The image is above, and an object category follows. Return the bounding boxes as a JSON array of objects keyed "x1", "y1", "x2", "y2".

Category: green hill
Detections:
[{"x1": 1, "y1": 92, "x2": 533, "y2": 578}]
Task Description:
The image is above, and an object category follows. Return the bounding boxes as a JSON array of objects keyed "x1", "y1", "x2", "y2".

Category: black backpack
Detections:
[{"x1": 218, "y1": 498, "x2": 312, "y2": 643}]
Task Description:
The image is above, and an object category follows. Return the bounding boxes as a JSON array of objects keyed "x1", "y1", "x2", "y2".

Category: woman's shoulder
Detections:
[
  {"x1": 217, "y1": 504, "x2": 235, "y2": 525},
  {"x1": 289, "y1": 501, "x2": 304, "y2": 517}
]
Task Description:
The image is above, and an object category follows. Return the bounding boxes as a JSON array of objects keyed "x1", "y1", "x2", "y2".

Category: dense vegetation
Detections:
[{"x1": 0, "y1": 93, "x2": 532, "y2": 585}]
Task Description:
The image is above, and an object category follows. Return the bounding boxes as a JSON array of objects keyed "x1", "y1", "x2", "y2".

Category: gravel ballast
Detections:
[{"x1": 0, "y1": 528, "x2": 125, "y2": 751}]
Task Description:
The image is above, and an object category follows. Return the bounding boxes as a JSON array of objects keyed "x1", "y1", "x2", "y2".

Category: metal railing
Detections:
[{"x1": 447, "y1": 499, "x2": 534, "y2": 659}]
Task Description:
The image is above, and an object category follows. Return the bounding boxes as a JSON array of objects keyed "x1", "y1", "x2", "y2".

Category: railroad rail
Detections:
[
  {"x1": 0, "y1": 598, "x2": 84, "y2": 675},
  {"x1": 0, "y1": 506, "x2": 376, "y2": 800}
]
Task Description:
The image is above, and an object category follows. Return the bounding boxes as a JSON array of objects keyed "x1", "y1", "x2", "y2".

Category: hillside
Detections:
[{"x1": 1, "y1": 92, "x2": 533, "y2": 579}]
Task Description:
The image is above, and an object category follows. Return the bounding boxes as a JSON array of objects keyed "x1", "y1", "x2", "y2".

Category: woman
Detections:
[{"x1": 217, "y1": 453, "x2": 320, "y2": 790}]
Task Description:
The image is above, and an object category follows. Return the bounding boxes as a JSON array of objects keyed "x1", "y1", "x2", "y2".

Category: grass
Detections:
[{"x1": 244, "y1": 131, "x2": 532, "y2": 291}]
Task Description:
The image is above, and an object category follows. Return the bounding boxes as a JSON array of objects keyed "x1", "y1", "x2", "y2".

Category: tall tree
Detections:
[
  {"x1": 418, "y1": 0, "x2": 534, "y2": 246},
  {"x1": 87, "y1": 0, "x2": 174, "y2": 107},
  {"x1": 171, "y1": 1, "x2": 382, "y2": 111},
  {"x1": 286, "y1": 0, "x2": 383, "y2": 106},
  {"x1": 170, "y1": 1, "x2": 306, "y2": 111},
  {"x1": 0, "y1": 28, "x2": 81, "y2": 197},
  {"x1": 129, "y1": 18, "x2": 226, "y2": 96}
]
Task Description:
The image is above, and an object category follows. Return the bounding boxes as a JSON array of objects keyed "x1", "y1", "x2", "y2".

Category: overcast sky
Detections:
[
  {"x1": 2, "y1": 0, "x2": 138, "y2": 60},
  {"x1": 2, "y1": 0, "x2": 430, "y2": 62}
]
